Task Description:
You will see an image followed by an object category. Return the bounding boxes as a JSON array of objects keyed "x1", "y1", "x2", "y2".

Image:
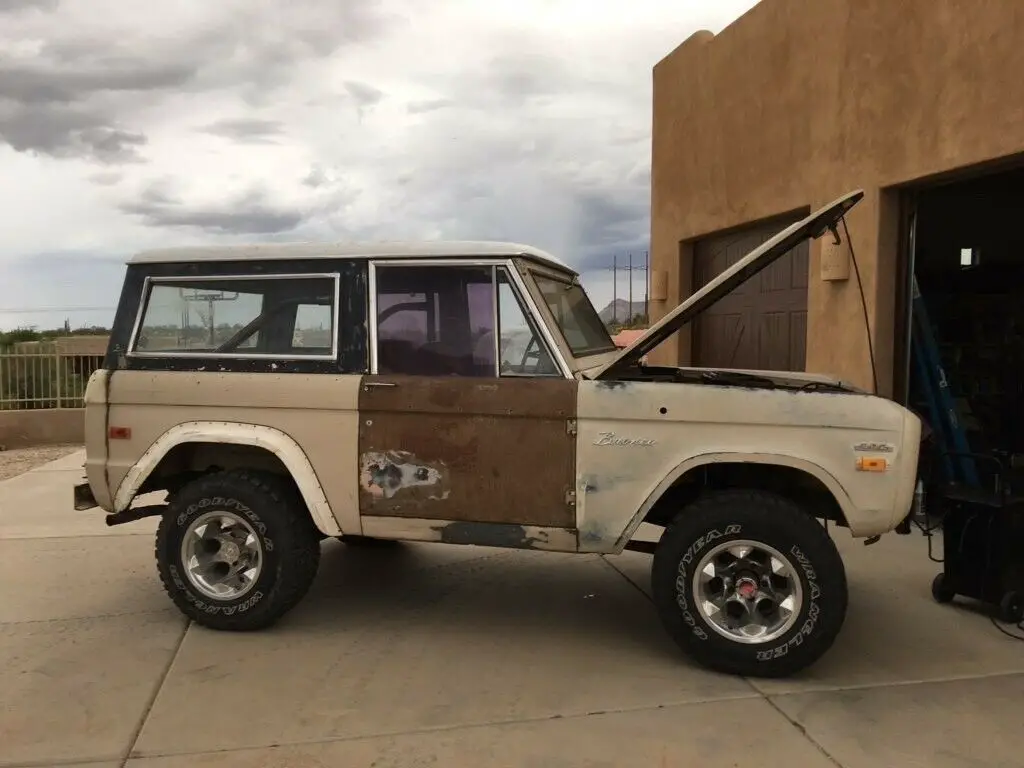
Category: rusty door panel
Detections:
[{"x1": 358, "y1": 376, "x2": 577, "y2": 526}]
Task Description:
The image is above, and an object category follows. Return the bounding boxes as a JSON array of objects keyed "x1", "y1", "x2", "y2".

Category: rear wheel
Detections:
[
  {"x1": 651, "y1": 489, "x2": 848, "y2": 678},
  {"x1": 156, "y1": 469, "x2": 321, "y2": 631}
]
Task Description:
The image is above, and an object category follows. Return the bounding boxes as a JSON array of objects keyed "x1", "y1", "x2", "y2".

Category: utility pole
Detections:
[
  {"x1": 613, "y1": 254, "x2": 618, "y2": 324},
  {"x1": 606, "y1": 255, "x2": 618, "y2": 324},
  {"x1": 644, "y1": 250, "x2": 650, "y2": 322},
  {"x1": 628, "y1": 252, "x2": 633, "y2": 323},
  {"x1": 618, "y1": 253, "x2": 649, "y2": 326},
  {"x1": 179, "y1": 289, "x2": 239, "y2": 349}
]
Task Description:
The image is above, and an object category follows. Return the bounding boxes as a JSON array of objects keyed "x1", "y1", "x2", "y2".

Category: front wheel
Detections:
[
  {"x1": 999, "y1": 591, "x2": 1024, "y2": 624},
  {"x1": 931, "y1": 572, "x2": 956, "y2": 604},
  {"x1": 651, "y1": 489, "x2": 848, "y2": 678},
  {"x1": 155, "y1": 469, "x2": 322, "y2": 631}
]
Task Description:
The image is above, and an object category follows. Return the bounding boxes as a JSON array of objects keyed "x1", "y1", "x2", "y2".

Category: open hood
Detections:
[{"x1": 591, "y1": 189, "x2": 865, "y2": 380}]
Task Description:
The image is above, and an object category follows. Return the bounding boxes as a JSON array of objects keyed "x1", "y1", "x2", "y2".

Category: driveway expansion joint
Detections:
[{"x1": 121, "y1": 619, "x2": 191, "y2": 768}]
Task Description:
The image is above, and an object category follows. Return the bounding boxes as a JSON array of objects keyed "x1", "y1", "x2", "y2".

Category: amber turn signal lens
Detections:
[{"x1": 855, "y1": 456, "x2": 888, "y2": 472}]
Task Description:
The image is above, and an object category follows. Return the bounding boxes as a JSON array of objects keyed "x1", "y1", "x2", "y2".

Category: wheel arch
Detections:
[
  {"x1": 113, "y1": 421, "x2": 342, "y2": 536},
  {"x1": 616, "y1": 452, "x2": 854, "y2": 552}
]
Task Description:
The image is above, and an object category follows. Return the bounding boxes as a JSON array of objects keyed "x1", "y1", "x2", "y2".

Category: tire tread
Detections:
[
  {"x1": 155, "y1": 467, "x2": 321, "y2": 631},
  {"x1": 651, "y1": 488, "x2": 848, "y2": 678}
]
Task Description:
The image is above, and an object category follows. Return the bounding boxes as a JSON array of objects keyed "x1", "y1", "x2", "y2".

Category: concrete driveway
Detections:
[{"x1": 2, "y1": 450, "x2": 1022, "y2": 768}]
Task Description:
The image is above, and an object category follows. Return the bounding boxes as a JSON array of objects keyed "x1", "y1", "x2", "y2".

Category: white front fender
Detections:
[{"x1": 613, "y1": 452, "x2": 856, "y2": 552}]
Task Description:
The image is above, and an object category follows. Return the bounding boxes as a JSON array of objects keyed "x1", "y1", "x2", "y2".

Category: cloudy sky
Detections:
[{"x1": 0, "y1": 0, "x2": 758, "y2": 331}]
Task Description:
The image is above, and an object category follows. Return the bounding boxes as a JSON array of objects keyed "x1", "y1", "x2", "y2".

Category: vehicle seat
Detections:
[
  {"x1": 377, "y1": 338, "x2": 418, "y2": 374},
  {"x1": 419, "y1": 340, "x2": 474, "y2": 376}
]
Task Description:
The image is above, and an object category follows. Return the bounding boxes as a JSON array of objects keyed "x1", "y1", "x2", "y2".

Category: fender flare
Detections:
[
  {"x1": 113, "y1": 420, "x2": 343, "y2": 536},
  {"x1": 614, "y1": 451, "x2": 854, "y2": 551}
]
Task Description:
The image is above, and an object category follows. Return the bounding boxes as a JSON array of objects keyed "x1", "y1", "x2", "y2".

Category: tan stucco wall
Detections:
[
  {"x1": 0, "y1": 409, "x2": 84, "y2": 449},
  {"x1": 650, "y1": 0, "x2": 1024, "y2": 394}
]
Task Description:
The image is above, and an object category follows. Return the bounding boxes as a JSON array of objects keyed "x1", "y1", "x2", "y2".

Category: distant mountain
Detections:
[{"x1": 598, "y1": 299, "x2": 647, "y2": 324}]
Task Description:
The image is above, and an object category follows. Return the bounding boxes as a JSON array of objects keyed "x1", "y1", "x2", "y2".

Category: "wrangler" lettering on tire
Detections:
[
  {"x1": 169, "y1": 562, "x2": 268, "y2": 615},
  {"x1": 754, "y1": 544, "x2": 821, "y2": 662}
]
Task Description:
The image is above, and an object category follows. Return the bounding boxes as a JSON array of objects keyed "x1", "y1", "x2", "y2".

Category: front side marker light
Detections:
[{"x1": 855, "y1": 456, "x2": 888, "y2": 472}]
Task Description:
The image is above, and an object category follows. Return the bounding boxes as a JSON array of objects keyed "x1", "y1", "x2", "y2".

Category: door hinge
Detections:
[
  {"x1": 566, "y1": 419, "x2": 577, "y2": 437},
  {"x1": 564, "y1": 489, "x2": 576, "y2": 507}
]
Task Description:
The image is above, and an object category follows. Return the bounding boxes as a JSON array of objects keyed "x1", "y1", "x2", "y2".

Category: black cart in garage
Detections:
[{"x1": 927, "y1": 452, "x2": 1024, "y2": 624}]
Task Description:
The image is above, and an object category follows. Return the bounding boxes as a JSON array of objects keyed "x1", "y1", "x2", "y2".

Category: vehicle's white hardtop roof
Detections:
[{"x1": 128, "y1": 240, "x2": 575, "y2": 273}]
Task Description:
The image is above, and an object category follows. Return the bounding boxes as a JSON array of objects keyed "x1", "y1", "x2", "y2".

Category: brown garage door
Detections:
[{"x1": 691, "y1": 216, "x2": 809, "y2": 372}]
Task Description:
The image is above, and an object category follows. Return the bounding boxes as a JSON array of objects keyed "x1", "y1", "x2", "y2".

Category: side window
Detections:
[
  {"x1": 375, "y1": 265, "x2": 495, "y2": 377},
  {"x1": 496, "y1": 269, "x2": 559, "y2": 376},
  {"x1": 372, "y1": 264, "x2": 561, "y2": 378},
  {"x1": 137, "y1": 284, "x2": 263, "y2": 352},
  {"x1": 132, "y1": 275, "x2": 337, "y2": 358}
]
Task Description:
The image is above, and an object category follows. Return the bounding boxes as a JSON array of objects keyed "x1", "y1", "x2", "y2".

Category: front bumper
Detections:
[{"x1": 75, "y1": 480, "x2": 165, "y2": 526}]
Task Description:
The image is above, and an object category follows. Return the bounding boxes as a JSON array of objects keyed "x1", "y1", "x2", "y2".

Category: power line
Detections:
[{"x1": 0, "y1": 306, "x2": 117, "y2": 314}]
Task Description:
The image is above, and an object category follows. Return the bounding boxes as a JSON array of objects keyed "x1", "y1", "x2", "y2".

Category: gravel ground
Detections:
[{"x1": 0, "y1": 444, "x2": 82, "y2": 482}]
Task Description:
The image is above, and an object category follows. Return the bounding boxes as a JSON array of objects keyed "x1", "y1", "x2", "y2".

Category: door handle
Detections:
[{"x1": 363, "y1": 381, "x2": 397, "y2": 389}]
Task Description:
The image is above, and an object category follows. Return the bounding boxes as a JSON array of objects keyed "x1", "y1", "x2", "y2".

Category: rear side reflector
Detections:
[{"x1": 109, "y1": 426, "x2": 132, "y2": 440}]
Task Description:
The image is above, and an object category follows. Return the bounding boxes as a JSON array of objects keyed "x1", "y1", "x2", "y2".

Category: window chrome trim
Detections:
[
  {"x1": 127, "y1": 272, "x2": 341, "y2": 361},
  {"x1": 490, "y1": 265, "x2": 500, "y2": 376},
  {"x1": 367, "y1": 261, "x2": 379, "y2": 374},
  {"x1": 367, "y1": 259, "x2": 572, "y2": 378},
  {"x1": 372, "y1": 258, "x2": 512, "y2": 269}
]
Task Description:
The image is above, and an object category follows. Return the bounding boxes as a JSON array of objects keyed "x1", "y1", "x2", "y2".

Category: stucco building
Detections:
[{"x1": 647, "y1": 0, "x2": 1024, "y2": 439}]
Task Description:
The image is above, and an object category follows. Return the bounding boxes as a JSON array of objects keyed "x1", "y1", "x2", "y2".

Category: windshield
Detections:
[{"x1": 533, "y1": 273, "x2": 617, "y2": 357}]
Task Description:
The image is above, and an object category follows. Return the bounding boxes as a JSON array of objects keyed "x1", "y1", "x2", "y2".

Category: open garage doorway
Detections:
[{"x1": 899, "y1": 164, "x2": 1024, "y2": 490}]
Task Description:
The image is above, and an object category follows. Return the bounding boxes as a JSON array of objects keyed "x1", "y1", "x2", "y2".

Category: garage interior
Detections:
[
  {"x1": 903, "y1": 165, "x2": 1024, "y2": 492},
  {"x1": 902, "y1": 165, "x2": 1024, "y2": 622}
]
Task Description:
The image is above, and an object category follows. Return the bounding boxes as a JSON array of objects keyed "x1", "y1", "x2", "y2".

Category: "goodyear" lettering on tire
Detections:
[
  {"x1": 170, "y1": 496, "x2": 276, "y2": 613},
  {"x1": 674, "y1": 524, "x2": 741, "y2": 641}
]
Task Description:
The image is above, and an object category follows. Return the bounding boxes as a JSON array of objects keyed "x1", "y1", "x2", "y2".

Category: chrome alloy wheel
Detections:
[
  {"x1": 692, "y1": 539, "x2": 803, "y2": 644},
  {"x1": 180, "y1": 510, "x2": 263, "y2": 601}
]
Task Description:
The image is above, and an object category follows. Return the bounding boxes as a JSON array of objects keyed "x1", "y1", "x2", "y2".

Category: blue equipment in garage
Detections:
[{"x1": 911, "y1": 276, "x2": 1024, "y2": 625}]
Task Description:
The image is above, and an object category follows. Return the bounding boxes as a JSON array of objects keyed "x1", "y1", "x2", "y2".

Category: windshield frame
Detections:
[{"x1": 530, "y1": 271, "x2": 618, "y2": 359}]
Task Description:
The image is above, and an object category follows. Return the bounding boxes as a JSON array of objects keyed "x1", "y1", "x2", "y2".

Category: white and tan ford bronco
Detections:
[{"x1": 74, "y1": 189, "x2": 922, "y2": 677}]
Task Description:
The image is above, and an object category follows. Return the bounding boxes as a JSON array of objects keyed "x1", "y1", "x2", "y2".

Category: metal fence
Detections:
[{"x1": 0, "y1": 351, "x2": 104, "y2": 410}]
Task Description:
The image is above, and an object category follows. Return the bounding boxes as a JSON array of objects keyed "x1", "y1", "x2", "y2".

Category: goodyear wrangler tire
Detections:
[
  {"x1": 155, "y1": 469, "x2": 321, "y2": 631},
  {"x1": 651, "y1": 489, "x2": 848, "y2": 678}
]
